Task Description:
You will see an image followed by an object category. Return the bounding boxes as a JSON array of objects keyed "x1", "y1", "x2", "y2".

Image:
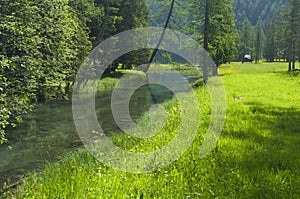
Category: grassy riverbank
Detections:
[{"x1": 4, "y1": 62, "x2": 300, "y2": 198}]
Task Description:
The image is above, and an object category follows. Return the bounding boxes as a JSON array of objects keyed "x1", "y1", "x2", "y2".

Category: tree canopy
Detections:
[
  {"x1": 0, "y1": 0, "x2": 150, "y2": 143},
  {"x1": 1, "y1": 0, "x2": 298, "y2": 144},
  {"x1": 0, "y1": 0, "x2": 91, "y2": 143}
]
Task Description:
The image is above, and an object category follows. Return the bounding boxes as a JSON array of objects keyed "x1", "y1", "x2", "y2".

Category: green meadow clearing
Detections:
[{"x1": 5, "y1": 62, "x2": 300, "y2": 198}]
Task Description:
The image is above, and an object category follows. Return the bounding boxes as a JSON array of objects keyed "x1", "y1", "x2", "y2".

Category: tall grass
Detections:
[{"x1": 4, "y1": 62, "x2": 300, "y2": 198}]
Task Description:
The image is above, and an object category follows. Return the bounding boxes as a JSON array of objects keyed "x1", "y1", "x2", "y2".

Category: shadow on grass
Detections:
[
  {"x1": 216, "y1": 102, "x2": 300, "y2": 197},
  {"x1": 273, "y1": 70, "x2": 300, "y2": 77}
]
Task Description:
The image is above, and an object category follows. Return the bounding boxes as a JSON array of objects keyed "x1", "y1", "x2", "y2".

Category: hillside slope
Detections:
[
  {"x1": 234, "y1": 0, "x2": 287, "y2": 29},
  {"x1": 147, "y1": 0, "x2": 288, "y2": 29}
]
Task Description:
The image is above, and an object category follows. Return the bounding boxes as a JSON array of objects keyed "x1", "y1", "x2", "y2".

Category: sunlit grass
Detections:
[{"x1": 4, "y1": 62, "x2": 300, "y2": 198}]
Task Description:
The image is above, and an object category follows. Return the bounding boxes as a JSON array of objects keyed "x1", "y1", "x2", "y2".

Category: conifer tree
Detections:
[
  {"x1": 254, "y1": 21, "x2": 264, "y2": 63},
  {"x1": 203, "y1": 0, "x2": 236, "y2": 73}
]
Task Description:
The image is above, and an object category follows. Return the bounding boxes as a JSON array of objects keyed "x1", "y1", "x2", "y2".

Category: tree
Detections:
[
  {"x1": 0, "y1": 0, "x2": 91, "y2": 143},
  {"x1": 254, "y1": 21, "x2": 264, "y2": 63},
  {"x1": 203, "y1": 0, "x2": 236, "y2": 73},
  {"x1": 237, "y1": 18, "x2": 254, "y2": 60},
  {"x1": 30, "y1": 0, "x2": 92, "y2": 100},
  {"x1": 94, "y1": 0, "x2": 122, "y2": 45},
  {"x1": 234, "y1": 0, "x2": 288, "y2": 29},
  {"x1": 0, "y1": 0, "x2": 43, "y2": 143},
  {"x1": 285, "y1": 0, "x2": 300, "y2": 71},
  {"x1": 148, "y1": 0, "x2": 236, "y2": 72},
  {"x1": 264, "y1": 20, "x2": 277, "y2": 62},
  {"x1": 116, "y1": 0, "x2": 150, "y2": 69},
  {"x1": 69, "y1": 0, "x2": 104, "y2": 46},
  {"x1": 143, "y1": 0, "x2": 175, "y2": 73},
  {"x1": 264, "y1": 18, "x2": 287, "y2": 62},
  {"x1": 147, "y1": 0, "x2": 193, "y2": 67}
]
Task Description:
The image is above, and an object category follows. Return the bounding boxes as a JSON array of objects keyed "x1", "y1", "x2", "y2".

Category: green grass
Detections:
[
  {"x1": 4, "y1": 62, "x2": 300, "y2": 198},
  {"x1": 97, "y1": 69, "x2": 147, "y2": 91}
]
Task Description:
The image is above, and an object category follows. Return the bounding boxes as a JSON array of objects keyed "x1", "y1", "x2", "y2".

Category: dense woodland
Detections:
[
  {"x1": 234, "y1": 0, "x2": 288, "y2": 29},
  {"x1": 0, "y1": 0, "x2": 300, "y2": 143},
  {"x1": 0, "y1": 0, "x2": 149, "y2": 143}
]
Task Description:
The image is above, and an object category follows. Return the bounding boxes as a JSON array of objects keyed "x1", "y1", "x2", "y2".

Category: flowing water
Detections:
[{"x1": 0, "y1": 85, "x2": 172, "y2": 186}]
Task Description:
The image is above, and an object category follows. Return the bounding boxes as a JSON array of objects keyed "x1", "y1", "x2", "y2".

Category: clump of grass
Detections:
[
  {"x1": 6, "y1": 62, "x2": 300, "y2": 198},
  {"x1": 96, "y1": 69, "x2": 146, "y2": 91}
]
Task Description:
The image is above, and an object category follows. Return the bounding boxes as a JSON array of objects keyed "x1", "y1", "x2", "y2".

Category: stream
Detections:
[{"x1": 0, "y1": 85, "x2": 171, "y2": 186}]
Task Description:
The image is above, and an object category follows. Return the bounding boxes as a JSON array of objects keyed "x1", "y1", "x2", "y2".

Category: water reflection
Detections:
[{"x1": 0, "y1": 85, "x2": 173, "y2": 186}]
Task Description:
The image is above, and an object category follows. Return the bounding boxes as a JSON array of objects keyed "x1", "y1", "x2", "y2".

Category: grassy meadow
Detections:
[{"x1": 4, "y1": 62, "x2": 300, "y2": 198}]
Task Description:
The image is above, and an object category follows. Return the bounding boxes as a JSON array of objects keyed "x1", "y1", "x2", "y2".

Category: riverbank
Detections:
[{"x1": 4, "y1": 62, "x2": 300, "y2": 198}]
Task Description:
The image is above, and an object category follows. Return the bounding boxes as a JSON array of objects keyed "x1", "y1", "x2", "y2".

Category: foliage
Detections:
[
  {"x1": 6, "y1": 62, "x2": 300, "y2": 198},
  {"x1": 69, "y1": 0, "x2": 104, "y2": 46},
  {"x1": 149, "y1": 0, "x2": 236, "y2": 68},
  {"x1": 285, "y1": 0, "x2": 300, "y2": 71},
  {"x1": 254, "y1": 21, "x2": 264, "y2": 63},
  {"x1": 149, "y1": 0, "x2": 293, "y2": 64},
  {"x1": 0, "y1": 0, "x2": 153, "y2": 143},
  {"x1": 236, "y1": 18, "x2": 254, "y2": 60},
  {"x1": 264, "y1": 19, "x2": 286, "y2": 62},
  {"x1": 115, "y1": 0, "x2": 150, "y2": 69},
  {"x1": 92, "y1": 0, "x2": 123, "y2": 45},
  {"x1": 234, "y1": 0, "x2": 287, "y2": 29},
  {"x1": 203, "y1": 0, "x2": 237, "y2": 67},
  {"x1": 0, "y1": 0, "x2": 91, "y2": 143}
]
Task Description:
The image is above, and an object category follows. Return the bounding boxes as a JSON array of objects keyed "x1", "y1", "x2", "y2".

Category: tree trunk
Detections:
[
  {"x1": 143, "y1": 0, "x2": 175, "y2": 73},
  {"x1": 203, "y1": 0, "x2": 209, "y2": 52},
  {"x1": 292, "y1": 61, "x2": 295, "y2": 71}
]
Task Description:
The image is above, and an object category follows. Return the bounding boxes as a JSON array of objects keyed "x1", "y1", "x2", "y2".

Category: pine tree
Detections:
[
  {"x1": 237, "y1": 17, "x2": 254, "y2": 60},
  {"x1": 286, "y1": 0, "x2": 300, "y2": 71},
  {"x1": 94, "y1": 0, "x2": 122, "y2": 45},
  {"x1": 116, "y1": 0, "x2": 150, "y2": 69},
  {"x1": 264, "y1": 20, "x2": 277, "y2": 62},
  {"x1": 254, "y1": 21, "x2": 264, "y2": 63},
  {"x1": 117, "y1": 0, "x2": 149, "y2": 32},
  {"x1": 234, "y1": 0, "x2": 288, "y2": 29},
  {"x1": 203, "y1": 0, "x2": 236, "y2": 73}
]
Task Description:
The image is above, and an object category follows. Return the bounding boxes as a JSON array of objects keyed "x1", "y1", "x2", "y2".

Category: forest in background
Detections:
[
  {"x1": 234, "y1": 0, "x2": 287, "y2": 29},
  {"x1": 148, "y1": 0, "x2": 298, "y2": 63},
  {"x1": 1, "y1": 0, "x2": 300, "y2": 144}
]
